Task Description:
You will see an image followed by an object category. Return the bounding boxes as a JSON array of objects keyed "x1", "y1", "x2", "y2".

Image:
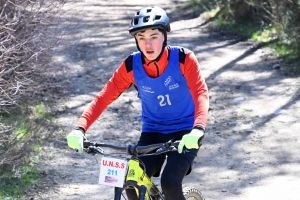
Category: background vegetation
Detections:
[
  {"x1": 187, "y1": 0, "x2": 300, "y2": 73},
  {"x1": 0, "y1": 0, "x2": 65, "y2": 198}
]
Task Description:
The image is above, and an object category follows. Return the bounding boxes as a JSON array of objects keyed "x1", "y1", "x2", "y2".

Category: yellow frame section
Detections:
[{"x1": 125, "y1": 159, "x2": 157, "y2": 200}]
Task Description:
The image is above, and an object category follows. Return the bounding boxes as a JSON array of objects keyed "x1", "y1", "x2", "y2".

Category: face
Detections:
[{"x1": 135, "y1": 29, "x2": 165, "y2": 60}]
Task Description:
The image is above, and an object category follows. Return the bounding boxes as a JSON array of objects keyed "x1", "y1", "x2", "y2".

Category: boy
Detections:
[{"x1": 67, "y1": 6, "x2": 209, "y2": 200}]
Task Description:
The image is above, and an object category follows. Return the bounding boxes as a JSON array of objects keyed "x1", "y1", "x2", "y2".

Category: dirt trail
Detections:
[{"x1": 27, "y1": 0, "x2": 300, "y2": 199}]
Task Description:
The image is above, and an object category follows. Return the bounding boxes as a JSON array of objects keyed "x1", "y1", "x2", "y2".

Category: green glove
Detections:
[
  {"x1": 178, "y1": 128, "x2": 205, "y2": 153},
  {"x1": 67, "y1": 129, "x2": 85, "y2": 153}
]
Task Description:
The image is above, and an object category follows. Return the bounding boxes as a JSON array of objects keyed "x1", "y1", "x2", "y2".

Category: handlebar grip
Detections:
[{"x1": 83, "y1": 141, "x2": 92, "y2": 148}]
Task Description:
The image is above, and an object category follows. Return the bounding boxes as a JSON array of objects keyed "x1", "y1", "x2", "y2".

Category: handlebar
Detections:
[{"x1": 83, "y1": 140, "x2": 180, "y2": 156}]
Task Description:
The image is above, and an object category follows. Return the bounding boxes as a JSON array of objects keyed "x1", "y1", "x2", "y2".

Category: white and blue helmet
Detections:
[{"x1": 129, "y1": 6, "x2": 171, "y2": 36}]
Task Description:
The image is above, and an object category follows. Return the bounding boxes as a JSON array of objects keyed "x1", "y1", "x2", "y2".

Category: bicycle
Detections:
[{"x1": 83, "y1": 139, "x2": 205, "y2": 200}]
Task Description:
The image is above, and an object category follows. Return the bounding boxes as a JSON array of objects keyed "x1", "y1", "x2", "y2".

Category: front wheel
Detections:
[{"x1": 183, "y1": 186, "x2": 205, "y2": 200}]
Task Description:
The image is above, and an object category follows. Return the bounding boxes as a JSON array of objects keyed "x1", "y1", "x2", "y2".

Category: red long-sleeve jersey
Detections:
[{"x1": 76, "y1": 46, "x2": 209, "y2": 132}]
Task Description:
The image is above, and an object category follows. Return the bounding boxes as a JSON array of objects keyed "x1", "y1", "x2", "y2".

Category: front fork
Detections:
[
  {"x1": 114, "y1": 187, "x2": 123, "y2": 200},
  {"x1": 114, "y1": 186, "x2": 148, "y2": 200}
]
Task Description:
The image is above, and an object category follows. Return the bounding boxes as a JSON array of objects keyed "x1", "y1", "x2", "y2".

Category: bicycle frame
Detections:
[
  {"x1": 114, "y1": 158, "x2": 164, "y2": 200},
  {"x1": 83, "y1": 140, "x2": 180, "y2": 200},
  {"x1": 83, "y1": 140, "x2": 204, "y2": 200}
]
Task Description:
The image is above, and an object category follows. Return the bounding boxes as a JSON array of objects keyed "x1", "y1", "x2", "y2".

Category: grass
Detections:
[
  {"x1": 3, "y1": 103, "x2": 52, "y2": 140},
  {"x1": 32, "y1": 103, "x2": 50, "y2": 119},
  {"x1": 202, "y1": 7, "x2": 220, "y2": 19},
  {"x1": 1, "y1": 102, "x2": 51, "y2": 126},
  {"x1": 0, "y1": 102, "x2": 53, "y2": 199},
  {"x1": 14, "y1": 122, "x2": 29, "y2": 139},
  {"x1": 0, "y1": 165, "x2": 44, "y2": 199},
  {"x1": 186, "y1": 0, "x2": 216, "y2": 14},
  {"x1": 210, "y1": 17, "x2": 300, "y2": 74}
]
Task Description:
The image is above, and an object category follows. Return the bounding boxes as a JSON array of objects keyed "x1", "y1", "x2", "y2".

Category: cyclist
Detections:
[{"x1": 67, "y1": 6, "x2": 209, "y2": 200}]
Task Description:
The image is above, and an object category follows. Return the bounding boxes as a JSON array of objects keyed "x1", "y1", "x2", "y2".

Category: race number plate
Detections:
[{"x1": 98, "y1": 156, "x2": 128, "y2": 188}]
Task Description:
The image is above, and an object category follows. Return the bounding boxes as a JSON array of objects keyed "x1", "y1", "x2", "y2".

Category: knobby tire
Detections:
[{"x1": 183, "y1": 186, "x2": 205, "y2": 200}]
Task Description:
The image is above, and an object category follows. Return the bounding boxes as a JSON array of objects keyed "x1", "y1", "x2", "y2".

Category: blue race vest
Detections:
[{"x1": 133, "y1": 46, "x2": 195, "y2": 134}]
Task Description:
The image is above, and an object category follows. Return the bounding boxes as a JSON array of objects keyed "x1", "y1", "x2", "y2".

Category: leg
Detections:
[
  {"x1": 161, "y1": 149, "x2": 199, "y2": 200},
  {"x1": 160, "y1": 156, "x2": 189, "y2": 200}
]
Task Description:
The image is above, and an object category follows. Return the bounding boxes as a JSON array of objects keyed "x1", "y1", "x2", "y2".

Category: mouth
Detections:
[{"x1": 146, "y1": 50, "x2": 154, "y2": 54}]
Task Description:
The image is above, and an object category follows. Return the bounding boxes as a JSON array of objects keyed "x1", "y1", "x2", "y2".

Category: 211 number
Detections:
[{"x1": 107, "y1": 169, "x2": 117, "y2": 176}]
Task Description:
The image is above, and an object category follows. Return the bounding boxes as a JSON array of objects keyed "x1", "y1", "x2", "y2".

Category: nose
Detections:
[{"x1": 145, "y1": 39, "x2": 152, "y2": 46}]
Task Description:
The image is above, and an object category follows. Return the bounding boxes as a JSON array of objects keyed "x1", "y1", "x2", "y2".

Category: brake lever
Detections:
[
  {"x1": 84, "y1": 146, "x2": 104, "y2": 155},
  {"x1": 170, "y1": 146, "x2": 177, "y2": 152},
  {"x1": 154, "y1": 147, "x2": 166, "y2": 154},
  {"x1": 84, "y1": 148, "x2": 96, "y2": 156},
  {"x1": 83, "y1": 140, "x2": 92, "y2": 148},
  {"x1": 155, "y1": 146, "x2": 177, "y2": 154}
]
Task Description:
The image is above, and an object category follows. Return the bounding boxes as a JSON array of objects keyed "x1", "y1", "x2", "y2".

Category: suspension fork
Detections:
[
  {"x1": 114, "y1": 187, "x2": 123, "y2": 200},
  {"x1": 115, "y1": 182, "x2": 150, "y2": 200}
]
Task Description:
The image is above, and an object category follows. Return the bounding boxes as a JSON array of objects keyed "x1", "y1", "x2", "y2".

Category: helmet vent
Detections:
[
  {"x1": 154, "y1": 15, "x2": 161, "y2": 20},
  {"x1": 143, "y1": 16, "x2": 150, "y2": 22},
  {"x1": 136, "y1": 11, "x2": 140, "y2": 15},
  {"x1": 147, "y1": 9, "x2": 152, "y2": 13},
  {"x1": 134, "y1": 17, "x2": 139, "y2": 25}
]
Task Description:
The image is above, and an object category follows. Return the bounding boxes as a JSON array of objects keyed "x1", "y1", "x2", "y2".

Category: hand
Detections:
[
  {"x1": 178, "y1": 128, "x2": 205, "y2": 153},
  {"x1": 67, "y1": 129, "x2": 85, "y2": 153}
]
